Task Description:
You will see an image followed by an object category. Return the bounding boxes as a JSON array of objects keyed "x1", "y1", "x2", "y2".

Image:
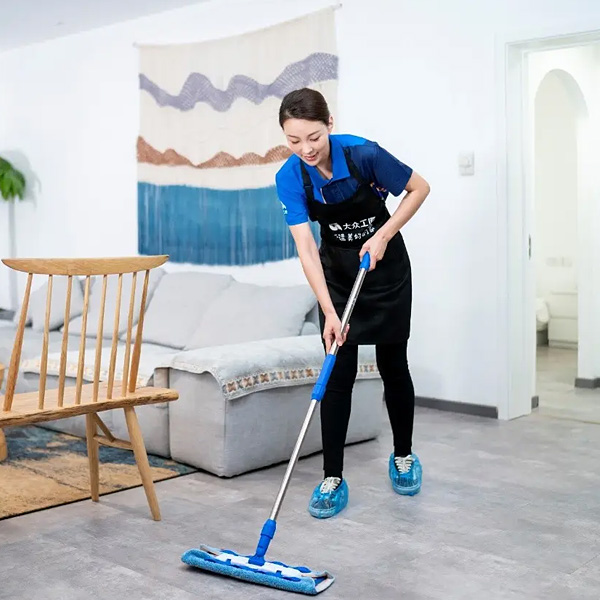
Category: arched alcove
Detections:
[{"x1": 533, "y1": 67, "x2": 592, "y2": 399}]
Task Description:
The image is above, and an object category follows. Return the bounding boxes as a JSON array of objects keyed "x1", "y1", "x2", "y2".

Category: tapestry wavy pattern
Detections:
[{"x1": 137, "y1": 9, "x2": 338, "y2": 265}]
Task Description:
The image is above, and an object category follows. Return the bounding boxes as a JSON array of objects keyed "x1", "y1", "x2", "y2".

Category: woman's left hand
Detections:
[{"x1": 359, "y1": 233, "x2": 388, "y2": 271}]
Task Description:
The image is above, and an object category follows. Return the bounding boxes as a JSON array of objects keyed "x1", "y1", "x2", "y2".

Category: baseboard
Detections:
[
  {"x1": 415, "y1": 396, "x2": 498, "y2": 418},
  {"x1": 575, "y1": 378, "x2": 600, "y2": 389}
]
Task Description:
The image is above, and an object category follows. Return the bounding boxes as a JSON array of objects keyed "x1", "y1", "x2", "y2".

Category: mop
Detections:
[{"x1": 181, "y1": 252, "x2": 372, "y2": 595}]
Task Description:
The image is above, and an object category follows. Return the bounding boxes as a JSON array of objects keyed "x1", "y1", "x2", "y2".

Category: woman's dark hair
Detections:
[{"x1": 279, "y1": 88, "x2": 331, "y2": 127}]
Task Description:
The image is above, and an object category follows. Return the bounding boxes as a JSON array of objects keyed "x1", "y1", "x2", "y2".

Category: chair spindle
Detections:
[
  {"x1": 58, "y1": 275, "x2": 74, "y2": 407},
  {"x1": 107, "y1": 273, "x2": 123, "y2": 400},
  {"x1": 75, "y1": 276, "x2": 92, "y2": 405},
  {"x1": 3, "y1": 272, "x2": 33, "y2": 411},
  {"x1": 38, "y1": 274, "x2": 54, "y2": 409},
  {"x1": 93, "y1": 275, "x2": 108, "y2": 402},
  {"x1": 121, "y1": 272, "x2": 137, "y2": 396},
  {"x1": 129, "y1": 269, "x2": 150, "y2": 393}
]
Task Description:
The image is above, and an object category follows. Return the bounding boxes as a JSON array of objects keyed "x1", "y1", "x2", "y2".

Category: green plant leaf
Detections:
[
  {"x1": 0, "y1": 158, "x2": 11, "y2": 177},
  {"x1": 0, "y1": 158, "x2": 26, "y2": 201}
]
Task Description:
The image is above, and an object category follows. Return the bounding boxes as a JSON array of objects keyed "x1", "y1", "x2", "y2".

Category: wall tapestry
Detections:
[{"x1": 137, "y1": 8, "x2": 338, "y2": 265}]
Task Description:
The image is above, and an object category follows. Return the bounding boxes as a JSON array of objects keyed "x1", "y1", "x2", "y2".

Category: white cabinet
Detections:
[{"x1": 547, "y1": 290, "x2": 578, "y2": 348}]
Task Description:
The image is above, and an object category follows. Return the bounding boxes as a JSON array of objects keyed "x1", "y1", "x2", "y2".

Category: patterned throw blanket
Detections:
[{"x1": 19, "y1": 336, "x2": 380, "y2": 401}]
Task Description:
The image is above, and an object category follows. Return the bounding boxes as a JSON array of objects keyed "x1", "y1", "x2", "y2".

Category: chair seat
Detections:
[{"x1": 0, "y1": 382, "x2": 178, "y2": 427}]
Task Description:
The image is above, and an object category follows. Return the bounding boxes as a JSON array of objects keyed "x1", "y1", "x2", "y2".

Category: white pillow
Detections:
[
  {"x1": 184, "y1": 281, "x2": 317, "y2": 350},
  {"x1": 30, "y1": 276, "x2": 85, "y2": 332},
  {"x1": 12, "y1": 302, "x2": 32, "y2": 327},
  {"x1": 13, "y1": 277, "x2": 85, "y2": 331},
  {"x1": 66, "y1": 268, "x2": 165, "y2": 339},
  {"x1": 137, "y1": 271, "x2": 234, "y2": 349}
]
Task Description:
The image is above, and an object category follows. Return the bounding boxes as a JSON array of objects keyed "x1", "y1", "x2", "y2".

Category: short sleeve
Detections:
[
  {"x1": 371, "y1": 143, "x2": 413, "y2": 196},
  {"x1": 275, "y1": 168, "x2": 309, "y2": 226}
]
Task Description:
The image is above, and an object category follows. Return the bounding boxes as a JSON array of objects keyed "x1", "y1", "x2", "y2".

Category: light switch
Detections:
[{"x1": 458, "y1": 152, "x2": 475, "y2": 176}]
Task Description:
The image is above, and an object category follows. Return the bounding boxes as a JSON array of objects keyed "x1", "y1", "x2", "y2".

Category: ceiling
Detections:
[{"x1": 0, "y1": 0, "x2": 210, "y2": 52}]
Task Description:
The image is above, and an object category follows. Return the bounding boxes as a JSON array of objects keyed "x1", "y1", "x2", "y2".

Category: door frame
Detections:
[{"x1": 496, "y1": 23, "x2": 600, "y2": 420}]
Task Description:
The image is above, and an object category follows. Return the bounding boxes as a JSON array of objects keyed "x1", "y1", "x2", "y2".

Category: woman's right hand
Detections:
[
  {"x1": 288, "y1": 224, "x2": 349, "y2": 352},
  {"x1": 323, "y1": 311, "x2": 349, "y2": 353}
]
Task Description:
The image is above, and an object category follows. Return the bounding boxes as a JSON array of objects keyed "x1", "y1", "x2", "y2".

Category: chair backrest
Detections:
[{"x1": 1, "y1": 256, "x2": 168, "y2": 413}]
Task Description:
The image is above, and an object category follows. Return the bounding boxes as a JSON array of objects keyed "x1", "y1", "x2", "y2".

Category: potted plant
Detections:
[
  {"x1": 0, "y1": 157, "x2": 26, "y2": 317},
  {"x1": 0, "y1": 157, "x2": 26, "y2": 201}
]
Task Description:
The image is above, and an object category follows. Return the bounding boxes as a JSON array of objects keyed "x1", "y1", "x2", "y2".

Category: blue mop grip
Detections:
[
  {"x1": 311, "y1": 255, "x2": 368, "y2": 402},
  {"x1": 248, "y1": 519, "x2": 277, "y2": 566},
  {"x1": 360, "y1": 251, "x2": 371, "y2": 271},
  {"x1": 312, "y1": 354, "x2": 337, "y2": 402}
]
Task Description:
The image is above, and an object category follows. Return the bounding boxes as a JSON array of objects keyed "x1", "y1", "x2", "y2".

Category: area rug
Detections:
[{"x1": 0, "y1": 425, "x2": 197, "y2": 520}]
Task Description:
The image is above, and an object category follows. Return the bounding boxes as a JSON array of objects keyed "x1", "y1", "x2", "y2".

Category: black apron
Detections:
[{"x1": 300, "y1": 148, "x2": 412, "y2": 345}]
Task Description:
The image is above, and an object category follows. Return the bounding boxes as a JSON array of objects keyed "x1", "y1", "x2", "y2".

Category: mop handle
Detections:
[
  {"x1": 250, "y1": 253, "x2": 371, "y2": 564},
  {"x1": 267, "y1": 251, "x2": 371, "y2": 523}
]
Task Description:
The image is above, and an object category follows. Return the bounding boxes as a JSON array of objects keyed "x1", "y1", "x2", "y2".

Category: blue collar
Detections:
[{"x1": 303, "y1": 135, "x2": 351, "y2": 186}]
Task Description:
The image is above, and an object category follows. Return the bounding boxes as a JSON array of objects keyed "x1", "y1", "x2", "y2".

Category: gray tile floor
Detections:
[
  {"x1": 2, "y1": 404, "x2": 600, "y2": 599},
  {"x1": 537, "y1": 345, "x2": 600, "y2": 423}
]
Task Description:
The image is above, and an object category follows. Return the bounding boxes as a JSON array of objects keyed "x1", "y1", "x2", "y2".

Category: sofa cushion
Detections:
[
  {"x1": 66, "y1": 268, "x2": 165, "y2": 339},
  {"x1": 30, "y1": 276, "x2": 85, "y2": 332},
  {"x1": 138, "y1": 271, "x2": 234, "y2": 349},
  {"x1": 184, "y1": 281, "x2": 317, "y2": 350}
]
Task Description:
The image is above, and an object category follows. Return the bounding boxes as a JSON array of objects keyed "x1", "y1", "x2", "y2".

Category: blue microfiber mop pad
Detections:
[{"x1": 181, "y1": 545, "x2": 335, "y2": 595}]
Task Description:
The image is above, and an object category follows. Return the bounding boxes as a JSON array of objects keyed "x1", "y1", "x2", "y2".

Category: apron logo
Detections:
[{"x1": 330, "y1": 217, "x2": 377, "y2": 242}]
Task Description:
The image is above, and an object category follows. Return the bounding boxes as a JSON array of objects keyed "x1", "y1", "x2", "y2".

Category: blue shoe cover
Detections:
[
  {"x1": 308, "y1": 477, "x2": 348, "y2": 519},
  {"x1": 389, "y1": 453, "x2": 422, "y2": 496}
]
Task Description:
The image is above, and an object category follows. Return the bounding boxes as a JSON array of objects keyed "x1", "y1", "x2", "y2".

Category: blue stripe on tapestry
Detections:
[{"x1": 138, "y1": 182, "x2": 319, "y2": 265}]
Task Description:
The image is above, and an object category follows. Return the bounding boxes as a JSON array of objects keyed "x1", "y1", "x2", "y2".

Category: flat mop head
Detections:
[{"x1": 181, "y1": 545, "x2": 334, "y2": 595}]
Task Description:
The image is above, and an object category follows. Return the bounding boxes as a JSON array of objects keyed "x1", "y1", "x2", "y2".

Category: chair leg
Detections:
[
  {"x1": 85, "y1": 414, "x2": 100, "y2": 502},
  {"x1": 0, "y1": 429, "x2": 7, "y2": 463},
  {"x1": 123, "y1": 406, "x2": 161, "y2": 521}
]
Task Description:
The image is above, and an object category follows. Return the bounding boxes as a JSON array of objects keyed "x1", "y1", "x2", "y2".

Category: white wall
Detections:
[{"x1": 2, "y1": 0, "x2": 600, "y2": 410}]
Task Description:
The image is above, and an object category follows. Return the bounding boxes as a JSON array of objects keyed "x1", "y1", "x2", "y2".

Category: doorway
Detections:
[
  {"x1": 500, "y1": 29, "x2": 600, "y2": 421},
  {"x1": 531, "y1": 59, "x2": 593, "y2": 420}
]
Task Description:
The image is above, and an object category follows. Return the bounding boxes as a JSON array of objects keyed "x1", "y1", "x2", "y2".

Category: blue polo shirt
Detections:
[{"x1": 275, "y1": 134, "x2": 413, "y2": 226}]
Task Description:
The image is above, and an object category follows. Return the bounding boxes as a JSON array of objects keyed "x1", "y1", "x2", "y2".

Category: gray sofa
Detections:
[{"x1": 0, "y1": 267, "x2": 383, "y2": 477}]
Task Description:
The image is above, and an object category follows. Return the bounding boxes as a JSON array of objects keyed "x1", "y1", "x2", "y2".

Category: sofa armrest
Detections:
[{"x1": 170, "y1": 335, "x2": 379, "y2": 401}]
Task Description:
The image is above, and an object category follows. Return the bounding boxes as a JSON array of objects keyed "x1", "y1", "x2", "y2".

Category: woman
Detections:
[{"x1": 275, "y1": 88, "x2": 430, "y2": 519}]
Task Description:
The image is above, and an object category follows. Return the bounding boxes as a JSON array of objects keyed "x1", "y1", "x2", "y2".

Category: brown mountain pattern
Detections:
[{"x1": 137, "y1": 136, "x2": 291, "y2": 169}]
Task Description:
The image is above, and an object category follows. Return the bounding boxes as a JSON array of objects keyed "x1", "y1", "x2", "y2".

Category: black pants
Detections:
[{"x1": 320, "y1": 341, "x2": 415, "y2": 479}]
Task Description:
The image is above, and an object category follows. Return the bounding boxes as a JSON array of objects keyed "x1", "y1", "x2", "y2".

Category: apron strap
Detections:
[
  {"x1": 299, "y1": 160, "x2": 319, "y2": 221},
  {"x1": 299, "y1": 161, "x2": 316, "y2": 203},
  {"x1": 342, "y1": 147, "x2": 367, "y2": 185},
  {"x1": 343, "y1": 146, "x2": 386, "y2": 201}
]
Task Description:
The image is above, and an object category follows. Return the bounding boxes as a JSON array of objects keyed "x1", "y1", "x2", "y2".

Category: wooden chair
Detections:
[{"x1": 0, "y1": 256, "x2": 179, "y2": 520}]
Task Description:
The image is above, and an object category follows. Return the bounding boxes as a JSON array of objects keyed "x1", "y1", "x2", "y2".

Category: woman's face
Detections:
[{"x1": 282, "y1": 117, "x2": 333, "y2": 170}]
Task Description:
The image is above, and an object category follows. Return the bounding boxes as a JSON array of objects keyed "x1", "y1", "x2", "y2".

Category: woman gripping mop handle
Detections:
[{"x1": 275, "y1": 87, "x2": 430, "y2": 518}]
